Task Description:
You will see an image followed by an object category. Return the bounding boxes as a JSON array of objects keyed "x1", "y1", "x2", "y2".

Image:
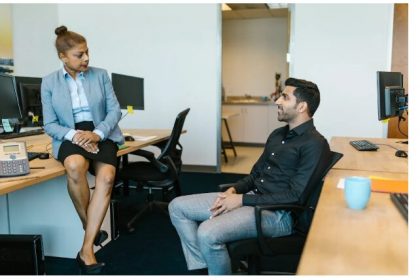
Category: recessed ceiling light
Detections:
[
  {"x1": 222, "y1": 3, "x2": 232, "y2": 11},
  {"x1": 266, "y1": 3, "x2": 288, "y2": 9}
]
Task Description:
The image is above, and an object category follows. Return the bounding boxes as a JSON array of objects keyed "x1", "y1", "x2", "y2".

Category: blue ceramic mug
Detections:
[{"x1": 344, "y1": 177, "x2": 371, "y2": 210}]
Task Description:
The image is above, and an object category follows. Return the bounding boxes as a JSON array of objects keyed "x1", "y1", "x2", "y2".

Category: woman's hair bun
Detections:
[{"x1": 55, "y1": 25, "x2": 68, "y2": 36}]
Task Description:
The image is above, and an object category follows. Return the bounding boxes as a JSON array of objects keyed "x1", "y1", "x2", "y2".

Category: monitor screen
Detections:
[
  {"x1": 14, "y1": 76, "x2": 42, "y2": 108},
  {"x1": 0, "y1": 74, "x2": 22, "y2": 120},
  {"x1": 377, "y1": 71, "x2": 404, "y2": 120},
  {"x1": 19, "y1": 83, "x2": 43, "y2": 125},
  {"x1": 112, "y1": 73, "x2": 144, "y2": 110}
]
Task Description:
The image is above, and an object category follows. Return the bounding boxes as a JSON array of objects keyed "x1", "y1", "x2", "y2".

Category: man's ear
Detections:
[{"x1": 297, "y1": 101, "x2": 308, "y2": 113}]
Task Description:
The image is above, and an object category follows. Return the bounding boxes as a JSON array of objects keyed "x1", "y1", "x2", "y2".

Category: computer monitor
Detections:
[
  {"x1": 377, "y1": 71, "x2": 405, "y2": 120},
  {"x1": 112, "y1": 73, "x2": 144, "y2": 110},
  {"x1": 19, "y1": 83, "x2": 43, "y2": 126},
  {"x1": 0, "y1": 73, "x2": 22, "y2": 120},
  {"x1": 14, "y1": 76, "x2": 42, "y2": 109}
]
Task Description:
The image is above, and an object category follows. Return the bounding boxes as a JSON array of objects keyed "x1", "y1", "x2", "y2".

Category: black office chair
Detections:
[
  {"x1": 220, "y1": 150, "x2": 343, "y2": 274},
  {"x1": 119, "y1": 108, "x2": 190, "y2": 232}
]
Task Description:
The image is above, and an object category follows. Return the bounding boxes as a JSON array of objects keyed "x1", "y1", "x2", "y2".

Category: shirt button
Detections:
[
  {"x1": 271, "y1": 153, "x2": 275, "y2": 156},
  {"x1": 267, "y1": 166, "x2": 271, "y2": 170},
  {"x1": 261, "y1": 179, "x2": 264, "y2": 183},
  {"x1": 281, "y1": 141, "x2": 285, "y2": 144}
]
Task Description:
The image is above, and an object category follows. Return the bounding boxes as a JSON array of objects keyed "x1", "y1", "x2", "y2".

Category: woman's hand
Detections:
[
  {"x1": 73, "y1": 130, "x2": 101, "y2": 146},
  {"x1": 80, "y1": 142, "x2": 99, "y2": 154},
  {"x1": 72, "y1": 131, "x2": 100, "y2": 153}
]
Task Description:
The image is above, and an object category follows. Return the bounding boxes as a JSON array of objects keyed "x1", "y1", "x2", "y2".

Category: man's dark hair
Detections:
[{"x1": 285, "y1": 78, "x2": 320, "y2": 117}]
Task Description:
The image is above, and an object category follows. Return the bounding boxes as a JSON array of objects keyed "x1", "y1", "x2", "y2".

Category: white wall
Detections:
[
  {"x1": 290, "y1": 4, "x2": 393, "y2": 141},
  {"x1": 10, "y1": 4, "x2": 395, "y2": 165},
  {"x1": 222, "y1": 17, "x2": 288, "y2": 97},
  {"x1": 12, "y1": 4, "x2": 59, "y2": 77},
  {"x1": 12, "y1": 4, "x2": 221, "y2": 167}
]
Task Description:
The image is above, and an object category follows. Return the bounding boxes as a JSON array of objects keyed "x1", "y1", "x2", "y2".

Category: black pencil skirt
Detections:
[{"x1": 57, "y1": 122, "x2": 119, "y2": 173}]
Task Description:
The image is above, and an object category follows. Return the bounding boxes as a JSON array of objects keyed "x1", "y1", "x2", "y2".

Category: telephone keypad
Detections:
[{"x1": 0, "y1": 159, "x2": 29, "y2": 176}]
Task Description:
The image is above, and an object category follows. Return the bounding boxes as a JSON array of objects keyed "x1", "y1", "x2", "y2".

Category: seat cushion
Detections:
[{"x1": 119, "y1": 162, "x2": 169, "y2": 182}]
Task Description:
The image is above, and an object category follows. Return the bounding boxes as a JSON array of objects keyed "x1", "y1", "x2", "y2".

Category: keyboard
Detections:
[
  {"x1": 0, "y1": 128, "x2": 44, "y2": 139},
  {"x1": 390, "y1": 193, "x2": 408, "y2": 221},
  {"x1": 349, "y1": 140, "x2": 379, "y2": 151}
]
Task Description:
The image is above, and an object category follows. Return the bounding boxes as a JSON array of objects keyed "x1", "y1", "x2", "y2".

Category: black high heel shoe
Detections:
[
  {"x1": 76, "y1": 252, "x2": 106, "y2": 274},
  {"x1": 94, "y1": 230, "x2": 108, "y2": 247}
]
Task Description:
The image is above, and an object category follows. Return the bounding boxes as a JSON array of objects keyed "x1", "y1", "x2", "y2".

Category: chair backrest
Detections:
[
  {"x1": 158, "y1": 108, "x2": 190, "y2": 168},
  {"x1": 295, "y1": 150, "x2": 343, "y2": 233}
]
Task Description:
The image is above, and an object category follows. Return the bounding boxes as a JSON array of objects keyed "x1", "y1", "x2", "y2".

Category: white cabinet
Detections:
[
  {"x1": 243, "y1": 106, "x2": 268, "y2": 143},
  {"x1": 222, "y1": 104, "x2": 283, "y2": 144}
]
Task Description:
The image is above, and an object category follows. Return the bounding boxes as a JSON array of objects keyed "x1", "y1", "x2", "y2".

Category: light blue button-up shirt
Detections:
[{"x1": 62, "y1": 68, "x2": 104, "y2": 141}]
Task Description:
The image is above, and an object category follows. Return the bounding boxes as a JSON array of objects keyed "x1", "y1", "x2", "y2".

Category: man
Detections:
[{"x1": 169, "y1": 78, "x2": 331, "y2": 275}]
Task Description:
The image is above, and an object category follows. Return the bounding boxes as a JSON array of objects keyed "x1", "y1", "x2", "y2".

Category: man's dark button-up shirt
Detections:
[{"x1": 234, "y1": 119, "x2": 330, "y2": 206}]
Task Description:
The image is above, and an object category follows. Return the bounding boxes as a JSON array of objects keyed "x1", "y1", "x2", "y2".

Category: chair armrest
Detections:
[
  {"x1": 162, "y1": 155, "x2": 177, "y2": 179},
  {"x1": 254, "y1": 204, "x2": 308, "y2": 256},
  {"x1": 162, "y1": 155, "x2": 182, "y2": 196},
  {"x1": 130, "y1": 149, "x2": 155, "y2": 159},
  {"x1": 130, "y1": 149, "x2": 169, "y2": 173},
  {"x1": 218, "y1": 183, "x2": 236, "y2": 192}
]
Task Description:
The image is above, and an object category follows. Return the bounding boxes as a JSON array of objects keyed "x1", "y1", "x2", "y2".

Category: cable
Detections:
[
  {"x1": 45, "y1": 143, "x2": 54, "y2": 158},
  {"x1": 373, "y1": 143, "x2": 400, "y2": 151},
  {"x1": 398, "y1": 116, "x2": 408, "y2": 137},
  {"x1": 120, "y1": 112, "x2": 129, "y2": 121}
]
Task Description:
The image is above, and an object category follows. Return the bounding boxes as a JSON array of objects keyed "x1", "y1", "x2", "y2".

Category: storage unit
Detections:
[{"x1": 222, "y1": 104, "x2": 285, "y2": 144}]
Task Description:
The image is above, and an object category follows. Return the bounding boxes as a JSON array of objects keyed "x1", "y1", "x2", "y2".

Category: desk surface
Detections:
[
  {"x1": 297, "y1": 169, "x2": 408, "y2": 275},
  {"x1": 0, "y1": 129, "x2": 173, "y2": 195},
  {"x1": 222, "y1": 111, "x2": 240, "y2": 120},
  {"x1": 330, "y1": 137, "x2": 408, "y2": 173}
]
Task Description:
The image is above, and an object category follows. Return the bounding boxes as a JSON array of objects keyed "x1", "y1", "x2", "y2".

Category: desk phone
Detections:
[{"x1": 0, "y1": 141, "x2": 30, "y2": 177}]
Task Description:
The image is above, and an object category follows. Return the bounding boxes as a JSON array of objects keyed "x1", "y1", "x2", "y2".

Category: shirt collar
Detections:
[
  {"x1": 62, "y1": 67, "x2": 85, "y2": 80},
  {"x1": 288, "y1": 119, "x2": 315, "y2": 136}
]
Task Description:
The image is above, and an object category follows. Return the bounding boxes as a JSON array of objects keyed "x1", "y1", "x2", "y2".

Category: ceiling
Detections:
[{"x1": 222, "y1": 3, "x2": 288, "y2": 20}]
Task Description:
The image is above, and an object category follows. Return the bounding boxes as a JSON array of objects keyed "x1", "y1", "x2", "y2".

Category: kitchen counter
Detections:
[
  {"x1": 222, "y1": 102, "x2": 282, "y2": 144},
  {"x1": 223, "y1": 100, "x2": 276, "y2": 106},
  {"x1": 223, "y1": 96, "x2": 276, "y2": 106}
]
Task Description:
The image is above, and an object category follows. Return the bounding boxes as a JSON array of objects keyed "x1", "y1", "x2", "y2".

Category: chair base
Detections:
[
  {"x1": 231, "y1": 254, "x2": 300, "y2": 275},
  {"x1": 126, "y1": 200, "x2": 169, "y2": 233}
]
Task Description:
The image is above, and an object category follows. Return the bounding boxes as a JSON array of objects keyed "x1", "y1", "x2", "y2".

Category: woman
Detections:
[{"x1": 41, "y1": 26, "x2": 124, "y2": 274}]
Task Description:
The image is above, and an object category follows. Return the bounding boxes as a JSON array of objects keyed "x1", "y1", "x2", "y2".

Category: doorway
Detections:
[{"x1": 221, "y1": 4, "x2": 290, "y2": 173}]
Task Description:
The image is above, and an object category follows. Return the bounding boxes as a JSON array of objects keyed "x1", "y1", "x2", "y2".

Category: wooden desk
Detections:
[
  {"x1": 297, "y1": 169, "x2": 408, "y2": 275},
  {"x1": 330, "y1": 137, "x2": 408, "y2": 173},
  {"x1": 0, "y1": 129, "x2": 173, "y2": 257},
  {"x1": 0, "y1": 129, "x2": 173, "y2": 195}
]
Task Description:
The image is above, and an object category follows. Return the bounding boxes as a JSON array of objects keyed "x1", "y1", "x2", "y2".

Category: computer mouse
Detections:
[
  {"x1": 395, "y1": 150, "x2": 408, "y2": 158},
  {"x1": 124, "y1": 135, "x2": 135, "y2": 142},
  {"x1": 39, "y1": 153, "x2": 50, "y2": 160}
]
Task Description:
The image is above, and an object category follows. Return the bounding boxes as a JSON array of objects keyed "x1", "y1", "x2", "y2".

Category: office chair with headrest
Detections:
[
  {"x1": 119, "y1": 108, "x2": 190, "y2": 232},
  {"x1": 220, "y1": 150, "x2": 343, "y2": 274}
]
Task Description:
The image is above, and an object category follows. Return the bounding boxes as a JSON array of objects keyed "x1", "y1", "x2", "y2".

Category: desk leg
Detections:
[
  {"x1": 221, "y1": 136, "x2": 228, "y2": 163},
  {"x1": 0, "y1": 194, "x2": 11, "y2": 234},
  {"x1": 223, "y1": 118, "x2": 237, "y2": 157},
  {"x1": 122, "y1": 154, "x2": 129, "y2": 196}
]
